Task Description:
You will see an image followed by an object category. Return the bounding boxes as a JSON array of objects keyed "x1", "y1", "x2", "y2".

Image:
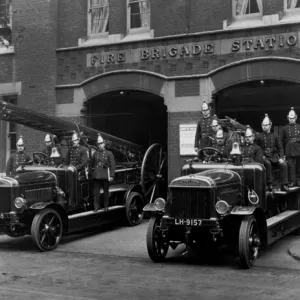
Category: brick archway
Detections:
[
  {"x1": 81, "y1": 70, "x2": 167, "y2": 100},
  {"x1": 211, "y1": 58, "x2": 300, "y2": 94}
]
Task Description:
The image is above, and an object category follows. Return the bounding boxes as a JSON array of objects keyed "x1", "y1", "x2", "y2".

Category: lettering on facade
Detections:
[
  {"x1": 86, "y1": 32, "x2": 299, "y2": 68},
  {"x1": 232, "y1": 34, "x2": 297, "y2": 52}
]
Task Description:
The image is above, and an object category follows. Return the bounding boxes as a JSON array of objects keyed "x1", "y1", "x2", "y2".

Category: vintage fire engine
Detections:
[
  {"x1": 0, "y1": 100, "x2": 166, "y2": 251},
  {"x1": 144, "y1": 129, "x2": 300, "y2": 269}
]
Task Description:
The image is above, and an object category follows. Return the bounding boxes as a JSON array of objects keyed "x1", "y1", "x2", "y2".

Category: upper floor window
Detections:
[
  {"x1": 128, "y1": 0, "x2": 150, "y2": 32},
  {"x1": 89, "y1": 0, "x2": 109, "y2": 36},
  {"x1": 286, "y1": 0, "x2": 300, "y2": 10},
  {"x1": 233, "y1": 0, "x2": 263, "y2": 18},
  {"x1": 0, "y1": 0, "x2": 11, "y2": 28}
]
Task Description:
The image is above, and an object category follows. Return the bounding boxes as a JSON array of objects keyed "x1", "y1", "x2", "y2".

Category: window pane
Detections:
[
  {"x1": 129, "y1": 0, "x2": 150, "y2": 29},
  {"x1": 248, "y1": 0, "x2": 259, "y2": 14},
  {"x1": 10, "y1": 133, "x2": 16, "y2": 153},
  {"x1": 90, "y1": 0, "x2": 109, "y2": 33},
  {"x1": 287, "y1": 0, "x2": 300, "y2": 8}
]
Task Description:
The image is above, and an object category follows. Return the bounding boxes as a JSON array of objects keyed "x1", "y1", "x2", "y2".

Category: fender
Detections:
[
  {"x1": 124, "y1": 184, "x2": 144, "y2": 202},
  {"x1": 143, "y1": 203, "x2": 162, "y2": 213},
  {"x1": 30, "y1": 202, "x2": 69, "y2": 232}
]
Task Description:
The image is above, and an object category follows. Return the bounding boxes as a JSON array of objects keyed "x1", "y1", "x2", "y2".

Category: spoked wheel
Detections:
[
  {"x1": 146, "y1": 217, "x2": 169, "y2": 262},
  {"x1": 125, "y1": 192, "x2": 145, "y2": 226},
  {"x1": 238, "y1": 215, "x2": 261, "y2": 269},
  {"x1": 31, "y1": 208, "x2": 63, "y2": 252},
  {"x1": 141, "y1": 143, "x2": 167, "y2": 203}
]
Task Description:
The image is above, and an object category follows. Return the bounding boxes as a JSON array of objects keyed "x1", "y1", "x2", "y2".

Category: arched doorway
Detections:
[
  {"x1": 215, "y1": 79, "x2": 300, "y2": 133},
  {"x1": 85, "y1": 89, "x2": 167, "y2": 148}
]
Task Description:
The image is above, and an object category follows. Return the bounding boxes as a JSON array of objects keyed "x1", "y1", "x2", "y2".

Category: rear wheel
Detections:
[
  {"x1": 31, "y1": 208, "x2": 63, "y2": 252},
  {"x1": 146, "y1": 217, "x2": 169, "y2": 262},
  {"x1": 125, "y1": 192, "x2": 144, "y2": 226},
  {"x1": 238, "y1": 215, "x2": 260, "y2": 269}
]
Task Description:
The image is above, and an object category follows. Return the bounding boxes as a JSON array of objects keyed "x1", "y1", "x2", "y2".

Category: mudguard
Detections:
[
  {"x1": 30, "y1": 202, "x2": 54, "y2": 210},
  {"x1": 143, "y1": 203, "x2": 157, "y2": 212},
  {"x1": 230, "y1": 206, "x2": 257, "y2": 215}
]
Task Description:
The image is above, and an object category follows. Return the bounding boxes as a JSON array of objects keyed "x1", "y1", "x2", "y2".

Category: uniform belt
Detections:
[
  {"x1": 265, "y1": 148, "x2": 271, "y2": 154},
  {"x1": 201, "y1": 133, "x2": 208, "y2": 138},
  {"x1": 97, "y1": 163, "x2": 108, "y2": 168}
]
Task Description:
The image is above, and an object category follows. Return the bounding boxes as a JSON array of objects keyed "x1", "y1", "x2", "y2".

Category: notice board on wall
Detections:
[{"x1": 179, "y1": 123, "x2": 197, "y2": 156}]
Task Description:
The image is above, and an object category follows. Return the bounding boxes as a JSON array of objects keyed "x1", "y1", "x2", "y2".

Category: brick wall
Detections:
[
  {"x1": 11, "y1": 0, "x2": 58, "y2": 151},
  {"x1": 168, "y1": 111, "x2": 200, "y2": 182}
]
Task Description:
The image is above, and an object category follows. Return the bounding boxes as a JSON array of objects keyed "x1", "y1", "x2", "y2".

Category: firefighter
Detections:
[
  {"x1": 42, "y1": 133, "x2": 63, "y2": 166},
  {"x1": 214, "y1": 128, "x2": 231, "y2": 161},
  {"x1": 210, "y1": 115, "x2": 232, "y2": 147},
  {"x1": 194, "y1": 101, "x2": 213, "y2": 152},
  {"x1": 5, "y1": 135, "x2": 32, "y2": 176},
  {"x1": 280, "y1": 107, "x2": 300, "y2": 187},
  {"x1": 91, "y1": 134, "x2": 116, "y2": 212},
  {"x1": 256, "y1": 114, "x2": 289, "y2": 192},
  {"x1": 65, "y1": 131, "x2": 88, "y2": 173},
  {"x1": 241, "y1": 126, "x2": 264, "y2": 164}
]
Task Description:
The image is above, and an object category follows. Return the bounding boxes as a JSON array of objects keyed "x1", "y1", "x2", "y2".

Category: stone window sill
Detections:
[
  {"x1": 78, "y1": 34, "x2": 123, "y2": 46},
  {"x1": 224, "y1": 17, "x2": 264, "y2": 30},
  {"x1": 0, "y1": 45, "x2": 14, "y2": 55},
  {"x1": 122, "y1": 29, "x2": 154, "y2": 42}
]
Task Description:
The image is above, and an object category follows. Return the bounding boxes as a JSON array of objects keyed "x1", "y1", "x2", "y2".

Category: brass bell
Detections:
[
  {"x1": 50, "y1": 147, "x2": 61, "y2": 158},
  {"x1": 230, "y1": 141, "x2": 242, "y2": 156}
]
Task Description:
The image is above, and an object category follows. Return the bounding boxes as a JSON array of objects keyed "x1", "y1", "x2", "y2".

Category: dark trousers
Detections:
[
  {"x1": 287, "y1": 157, "x2": 298, "y2": 183},
  {"x1": 264, "y1": 158, "x2": 288, "y2": 185},
  {"x1": 93, "y1": 179, "x2": 109, "y2": 209}
]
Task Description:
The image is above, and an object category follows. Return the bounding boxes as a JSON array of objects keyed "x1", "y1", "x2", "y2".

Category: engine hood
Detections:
[
  {"x1": 13, "y1": 171, "x2": 57, "y2": 185},
  {"x1": 170, "y1": 169, "x2": 241, "y2": 188}
]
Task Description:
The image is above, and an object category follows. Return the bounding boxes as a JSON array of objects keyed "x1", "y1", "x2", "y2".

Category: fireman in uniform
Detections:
[
  {"x1": 194, "y1": 101, "x2": 213, "y2": 152},
  {"x1": 256, "y1": 114, "x2": 289, "y2": 192},
  {"x1": 214, "y1": 129, "x2": 231, "y2": 161},
  {"x1": 65, "y1": 132, "x2": 88, "y2": 210},
  {"x1": 209, "y1": 116, "x2": 232, "y2": 147},
  {"x1": 280, "y1": 107, "x2": 300, "y2": 187},
  {"x1": 91, "y1": 134, "x2": 116, "y2": 212},
  {"x1": 65, "y1": 131, "x2": 88, "y2": 173},
  {"x1": 42, "y1": 133, "x2": 63, "y2": 166},
  {"x1": 5, "y1": 136, "x2": 32, "y2": 176},
  {"x1": 241, "y1": 126, "x2": 264, "y2": 164}
]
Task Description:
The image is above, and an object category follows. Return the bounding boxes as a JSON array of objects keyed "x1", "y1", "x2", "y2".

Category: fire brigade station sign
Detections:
[{"x1": 87, "y1": 32, "x2": 298, "y2": 67}]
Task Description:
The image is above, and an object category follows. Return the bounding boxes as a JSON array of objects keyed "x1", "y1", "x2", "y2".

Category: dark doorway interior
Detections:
[
  {"x1": 215, "y1": 80, "x2": 300, "y2": 134},
  {"x1": 86, "y1": 90, "x2": 167, "y2": 148}
]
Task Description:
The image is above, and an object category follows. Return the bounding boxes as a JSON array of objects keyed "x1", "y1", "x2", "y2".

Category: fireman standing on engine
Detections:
[
  {"x1": 280, "y1": 107, "x2": 300, "y2": 187},
  {"x1": 91, "y1": 134, "x2": 116, "y2": 212},
  {"x1": 256, "y1": 114, "x2": 289, "y2": 192},
  {"x1": 194, "y1": 101, "x2": 213, "y2": 152},
  {"x1": 42, "y1": 133, "x2": 63, "y2": 166},
  {"x1": 65, "y1": 131, "x2": 88, "y2": 173},
  {"x1": 5, "y1": 136, "x2": 32, "y2": 176},
  {"x1": 241, "y1": 126, "x2": 264, "y2": 164}
]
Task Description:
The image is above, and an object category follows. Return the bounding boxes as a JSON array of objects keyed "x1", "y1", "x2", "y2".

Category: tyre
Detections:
[
  {"x1": 238, "y1": 215, "x2": 261, "y2": 269},
  {"x1": 125, "y1": 192, "x2": 144, "y2": 226},
  {"x1": 146, "y1": 217, "x2": 169, "y2": 262},
  {"x1": 31, "y1": 208, "x2": 63, "y2": 252}
]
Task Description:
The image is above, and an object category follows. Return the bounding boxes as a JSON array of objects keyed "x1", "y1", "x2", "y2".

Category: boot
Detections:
[{"x1": 93, "y1": 196, "x2": 101, "y2": 212}]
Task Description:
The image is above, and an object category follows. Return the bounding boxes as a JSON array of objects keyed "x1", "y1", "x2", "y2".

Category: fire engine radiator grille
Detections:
[{"x1": 169, "y1": 188, "x2": 208, "y2": 219}]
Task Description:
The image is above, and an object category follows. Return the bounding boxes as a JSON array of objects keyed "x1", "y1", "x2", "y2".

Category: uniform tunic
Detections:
[
  {"x1": 91, "y1": 149, "x2": 116, "y2": 180},
  {"x1": 194, "y1": 115, "x2": 214, "y2": 149},
  {"x1": 65, "y1": 145, "x2": 88, "y2": 171},
  {"x1": 214, "y1": 143, "x2": 231, "y2": 159},
  {"x1": 42, "y1": 145, "x2": 63, "y2": 165},
  {"x1": 241, "y1": 143, "x2": 264, "y2": 164},
  {"x1": 5, "y1": 152, "x2": 32, "y2": 176},
  {"x1": 280, "y1": 123, "x2": 300, "y2": 157},
  {"x1": 256, "y1": 132, "x2": 283, "y2": 163}
]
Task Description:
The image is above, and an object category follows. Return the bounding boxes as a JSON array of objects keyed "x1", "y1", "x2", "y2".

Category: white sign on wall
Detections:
[{"x1": 179, "y1": 123, "x2": 197, "y2": 156}]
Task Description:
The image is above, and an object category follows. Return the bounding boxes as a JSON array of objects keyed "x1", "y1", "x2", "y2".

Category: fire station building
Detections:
[{"x1": 1, "y1": 0, "x2": 300, "y2": 181}]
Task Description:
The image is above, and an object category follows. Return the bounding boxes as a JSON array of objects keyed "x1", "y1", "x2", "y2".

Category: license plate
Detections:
[{"x1": 174, "y1": 219, "x2": 202, "y2": 226}]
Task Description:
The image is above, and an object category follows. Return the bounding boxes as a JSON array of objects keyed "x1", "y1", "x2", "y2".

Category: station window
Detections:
[
  {"x1": 88, "y1": 0, "x2": 109, "y2": 36},
  {"x1": 0, "y1": 0, "x2": 11, "y2": 27},
  {"x1": 127, "y1": 0, "x2": 150, "y2": 33},
  {"x1": 232, "y1": 0, "x2": 263, "y2": 19},
  {"x1": 285, "y1": 0, "x2": 300, "y2": 11}
]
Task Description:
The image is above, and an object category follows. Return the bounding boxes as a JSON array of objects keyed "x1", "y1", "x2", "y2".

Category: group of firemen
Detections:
[
  {"x1": 194, "y1": 101, "x2": 300, "y2": 192},
  {"x1": 5, "y1": 131, "x2": 116, "y2": 212}
]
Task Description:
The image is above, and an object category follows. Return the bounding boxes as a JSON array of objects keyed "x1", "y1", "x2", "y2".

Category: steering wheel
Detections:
[
  {"x1": 198, "y1": 147, "x2": 223, "y2": 163},
  {"x1": 33, "y1": 152, "x2": 48, "y2": 165}
]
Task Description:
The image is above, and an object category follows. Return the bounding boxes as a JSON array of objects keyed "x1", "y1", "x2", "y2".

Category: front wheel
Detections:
[
  {"x1": 31, "y1": 208, "x2": 63, "y2": 252},
  {"x1": 238, "y1": 215, "x2": 260, "y2": 269},
  {"x1": 146, "y1": 217, "x2": 169, "y2": 262},
  {"x1": 125, "y1": 192, "x2": 144, "y2": 226}
]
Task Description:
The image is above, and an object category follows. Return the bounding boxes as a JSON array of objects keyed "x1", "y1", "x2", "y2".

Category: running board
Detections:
[
  {"x1": 273, "y1": 186, "x2": 300, "y2": 195},
  {"x1": 68, "y1": 205, "x2": 124, "y2": 220},
  {"x1": 267, "y1": 210, "x2": 300, "y2": 245}
]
